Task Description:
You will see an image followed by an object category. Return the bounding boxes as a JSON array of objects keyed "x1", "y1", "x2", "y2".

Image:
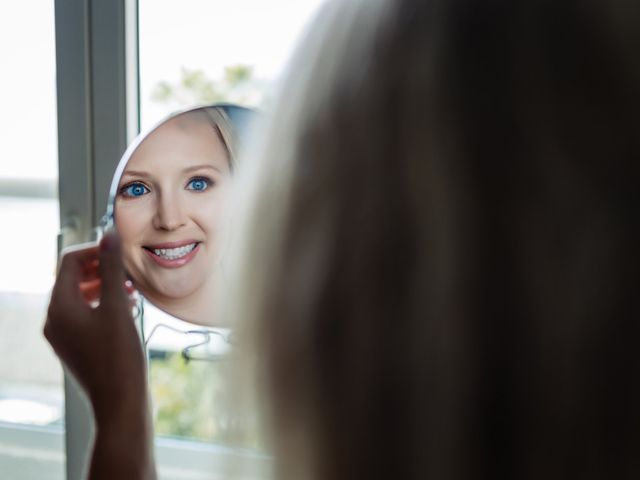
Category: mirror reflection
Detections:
[{"x1": 106, "y1": 104, "x2": 255, "y2": 326}]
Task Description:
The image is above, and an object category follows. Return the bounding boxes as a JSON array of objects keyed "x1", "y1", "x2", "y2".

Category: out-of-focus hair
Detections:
[{"x1": 226, "y1": 0, "x2": 640, "y2": 478}]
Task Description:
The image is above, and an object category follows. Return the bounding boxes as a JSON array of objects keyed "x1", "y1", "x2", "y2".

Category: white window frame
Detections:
[
  {"x1": 55, "y1": 0, "x2": 139, "y2": 478},
  {"x1": 0, "y1": 422, "x2": 64, "y2": 479},
  {"x1": 54, "y1": 1, "x2": 271, "y2": 479}
]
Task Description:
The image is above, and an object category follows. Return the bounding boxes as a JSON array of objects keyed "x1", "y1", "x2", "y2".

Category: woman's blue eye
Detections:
[
  {"x1": 121, "y1": 182, "x2": 149, "y2": 198},
  {"x1": 186, "y1": 178, "x2": 211, "y2": 192}
]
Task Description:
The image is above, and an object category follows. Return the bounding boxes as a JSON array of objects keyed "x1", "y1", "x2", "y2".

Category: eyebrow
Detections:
[
  {"x1": 120, "y1": 170, "x2": 151, "y2": 179},
  {"x1": 121, "y1": 164, "x2": 222, "y2": 179},
  {"x1": 182, "y1": 164, "x2": 222, "y2": 174}
]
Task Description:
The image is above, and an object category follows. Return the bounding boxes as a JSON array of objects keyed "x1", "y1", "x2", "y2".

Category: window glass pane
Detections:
[
  {"x1": 139, "y1": 0, "x2": 325, "y2": 129},
  {"x1": 138, "y1": 0, "x2": 326, "y2": 448},
  {"x1": 0, "y1": 0, "x2": 63, "y2": 476}
]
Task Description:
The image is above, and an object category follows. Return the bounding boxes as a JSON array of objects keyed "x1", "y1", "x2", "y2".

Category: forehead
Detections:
[{"x1": 125, "y1": 111, "x2": 230, "y2": 174}]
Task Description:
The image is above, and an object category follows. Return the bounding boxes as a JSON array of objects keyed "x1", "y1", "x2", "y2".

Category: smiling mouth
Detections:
[{"x1": 144, "y1": 242, "x2": 198, "y2": 260}]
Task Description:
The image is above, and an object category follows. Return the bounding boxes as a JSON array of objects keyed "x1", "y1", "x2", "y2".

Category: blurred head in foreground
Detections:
[{"x1": 226, "y1": 0, "x2": 640, "y2": 478}]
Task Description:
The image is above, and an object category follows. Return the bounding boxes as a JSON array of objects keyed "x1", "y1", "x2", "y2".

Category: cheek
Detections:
[
  {"x1": 115, "y1": 202, "x2": 152, "y2": 246},
  {"x1": 187, "y1": 194, "x2": 224, "y2": 233}
]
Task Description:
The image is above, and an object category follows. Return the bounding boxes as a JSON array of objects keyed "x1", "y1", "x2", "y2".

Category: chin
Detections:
[{"x1": 153, "y1": 278, "x2": 203, "y2": 301}]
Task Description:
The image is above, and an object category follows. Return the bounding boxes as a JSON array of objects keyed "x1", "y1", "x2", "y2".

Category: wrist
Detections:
[
  {"x1": 90, "y1": 410, "x2": 156, "y2": 480},
  {"x1": 94, "y1": 388, "x2": 151, "y2": 425}
]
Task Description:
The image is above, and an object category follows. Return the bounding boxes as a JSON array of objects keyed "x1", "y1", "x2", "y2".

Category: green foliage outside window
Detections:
[
  {"x1": 149, "y1": 353, "x2": 261, "y2": 448},
  {"x1": 151, "y1": 65, "x2": 263, "y2": 107}
]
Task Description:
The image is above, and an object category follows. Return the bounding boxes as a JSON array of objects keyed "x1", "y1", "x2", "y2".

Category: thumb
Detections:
[{"x1": 98, "y1": 230, "x2": 128, "y2": 307}]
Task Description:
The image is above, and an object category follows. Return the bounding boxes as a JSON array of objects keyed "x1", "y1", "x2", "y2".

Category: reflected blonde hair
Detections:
[
  {"x1": 225, "y1": 0, "x2": 640, "y2": 479},
  {"x1": 172, "y1": 106, "x2": 237, "y2": 167}
]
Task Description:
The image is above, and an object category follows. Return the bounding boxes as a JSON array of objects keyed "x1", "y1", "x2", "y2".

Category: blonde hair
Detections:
[
  {"x1": 226, "y1": 0, "x2": 391, "y2": 473},
  {"x1": 176, "y1": 106, "x2": 241, "y2": 168},
  {"x1": 225, "y1": 0, "x2": 640, "y2": 478}
]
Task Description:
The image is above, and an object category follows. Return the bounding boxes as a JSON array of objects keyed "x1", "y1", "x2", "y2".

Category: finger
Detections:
[
  {"x1": 52, "y1": 246, "x2": 100, "y2": 307},
  {"x1": 80, "y1": 278, "x2": 102, "y2": 303},
  {"x1": 80, "y1": 265, "x2": 100, "y2": 285},
  {"x1": 97, "y1": 230, "x2": 129, "y2": 308},
  {"x1": 60, "y1": 250, "x2": 100, "y2": 286},
  {"x1": 46, "y1": 247, "x2": 96, "y2": 342},
  {"x1": 80, "y1": 278, "x2": 134, "y2": 304},
  {"x1": 82, "y1": 258, "x2": 100, "y2": 276},
  {"x1": 59, "y1": 242, "x2": 100, "y2": 268}
]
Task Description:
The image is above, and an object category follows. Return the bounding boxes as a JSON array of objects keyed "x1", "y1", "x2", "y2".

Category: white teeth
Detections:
[{"x1": 152, "y1": 243, "x2": 197, "y2": 260}]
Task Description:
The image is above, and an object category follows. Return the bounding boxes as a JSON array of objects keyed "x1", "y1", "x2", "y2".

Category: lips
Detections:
[{"x1": 143, "y1": 240, "x2": 201, "y2": 268}]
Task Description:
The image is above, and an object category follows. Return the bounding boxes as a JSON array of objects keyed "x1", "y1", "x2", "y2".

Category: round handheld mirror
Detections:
[{"x1": 100, "y1": 103, "x2": 256, "y2": 328}]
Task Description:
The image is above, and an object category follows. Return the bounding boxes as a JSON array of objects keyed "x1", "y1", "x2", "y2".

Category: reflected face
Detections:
[{"x1": 115, "y1": 112, "x2": 231, "y2": 305}]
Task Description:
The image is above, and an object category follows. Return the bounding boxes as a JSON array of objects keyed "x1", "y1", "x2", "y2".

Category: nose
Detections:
[{"x1": 152, "y1": 191, "x2": 187, "y2": 231}]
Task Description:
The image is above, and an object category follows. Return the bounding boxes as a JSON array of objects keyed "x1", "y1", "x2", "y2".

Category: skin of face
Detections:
[{"x1": 114, "y1": 111, "x2": 230, "y2": 321}]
